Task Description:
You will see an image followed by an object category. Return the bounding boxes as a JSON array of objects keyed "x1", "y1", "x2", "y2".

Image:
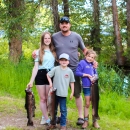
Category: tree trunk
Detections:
[
  {"x1": 126, "y1": 0, "x2": 130, "y2": 64},
  {"x1": 112, "y1": 0, "x2": 124, "y2": 66},
  {"x1": 51, "y1": 0, "x2": 60, "y2": 32},
  {"x1": 5, "y1": 0, "x2": 24, "y2": 63},
  {"x1": 9, "y1": 37, "x2": 22, "y2": 63},
  {"x1": 90, "y1": 0, "x2": 101, "y2": 53},
  {"x1": 63, "y1": 0, "x2": 69, "y2": 17}
]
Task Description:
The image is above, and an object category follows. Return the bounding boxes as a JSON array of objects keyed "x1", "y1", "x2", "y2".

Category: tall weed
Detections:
[
  {"x1": 98, "y1": 64, "x2": 125, "y2": 95},
  {"x1": 99, "y1": 92, "x2": 130, "y2": 119},
  {"x1": 0, "y1": 60, "x2": 38, "y2": 99}
]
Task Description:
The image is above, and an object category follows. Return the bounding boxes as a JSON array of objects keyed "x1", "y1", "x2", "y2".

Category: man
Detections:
[{"x1": 52, "y1": 16, "x2": 88, "y2": 125}]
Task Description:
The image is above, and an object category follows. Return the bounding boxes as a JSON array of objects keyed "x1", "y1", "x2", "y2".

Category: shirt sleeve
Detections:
[
  {"x1": 75, "y1": 61, "x2": 84, "y2": 77},
  {"x1": 77, "y1": 34, "x2": 85, "y2": 51},
  {"x1": 94, "y1": 69, "x2": 98, "y2": 77},
  {"x1": 70, "y1": 70, "x2": 75, "y2": 83},
  {"x1": 47, "y1": 67, "x2": 56, "y2": 78}
]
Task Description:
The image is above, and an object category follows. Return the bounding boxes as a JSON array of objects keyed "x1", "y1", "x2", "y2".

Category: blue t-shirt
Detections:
[
  {"x1": 35, "y1": 49, "x2": 55, "y2": 70},
  {"x1": 75, "y1": 59, "x2": 97, "y2": 88}
]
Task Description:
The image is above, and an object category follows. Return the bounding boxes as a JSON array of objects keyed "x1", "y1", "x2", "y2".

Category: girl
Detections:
[
  {"x1": 75, "y1": 49, "x2": 100, "y2": 129},
  {"x1": 27, "y1": 32, "x2": 56, "y2": 125}
]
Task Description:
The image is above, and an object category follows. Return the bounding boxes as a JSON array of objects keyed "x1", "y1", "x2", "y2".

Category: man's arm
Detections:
[
  {"x1": 70, "y1": 82, "x2": 74, "y2": 100},
  {"x1": 83, "y1": 47, "x2": 88, "y2": 56}
]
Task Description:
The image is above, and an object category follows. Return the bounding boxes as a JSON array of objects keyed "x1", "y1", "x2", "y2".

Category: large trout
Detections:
[
  {"x1": 91, "y1": 79, "x2": 100, "y2": 120},
  {"x1": 47, "y1": 87, "x2": 57, "y2": 125},
  {"x1": 25, "y1": 88, "x2": 36, "y2": 126}
]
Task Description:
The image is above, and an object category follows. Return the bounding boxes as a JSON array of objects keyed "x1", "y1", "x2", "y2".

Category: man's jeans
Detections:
[{"x1": 54, "y1": 95, "x2": 67, "y2": 126}]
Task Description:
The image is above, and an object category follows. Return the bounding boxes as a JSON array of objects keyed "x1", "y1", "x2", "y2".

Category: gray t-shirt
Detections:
[
  {"x1": 52, "y1": 31, "x2": 85, "y2": 72},
  {"x1": 47, "y1": 66, "x2": 75, "y2": 97}
]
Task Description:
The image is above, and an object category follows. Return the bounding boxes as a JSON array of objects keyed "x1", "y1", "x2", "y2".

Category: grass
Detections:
[
  {"x1": 0, "y1": 61, "x2": 130, "y2": 129},
  {"x1": 0, "y1": 94, "x2": 130, "y2": 130}
]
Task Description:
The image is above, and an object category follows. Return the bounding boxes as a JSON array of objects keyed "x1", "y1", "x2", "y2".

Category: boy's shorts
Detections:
[{"x1": 73, "y1": 75, "x2": 82, "y2": 98}]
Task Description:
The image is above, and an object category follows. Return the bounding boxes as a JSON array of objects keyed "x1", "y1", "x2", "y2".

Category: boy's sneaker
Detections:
[
  {"x1": 40, "y1": 118, "x2": 46, "y2": 125},
  {"x1": 56, "y1": 116, "x2": 60, "y2": 124}
]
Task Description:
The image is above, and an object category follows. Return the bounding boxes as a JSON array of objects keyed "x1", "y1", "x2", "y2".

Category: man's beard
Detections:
[{"x1": 62, "y1": 29, "x2": 69, "y2": 33}]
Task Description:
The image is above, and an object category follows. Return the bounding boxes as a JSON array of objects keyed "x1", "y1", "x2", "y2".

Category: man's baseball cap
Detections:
[
  {"x1": 60, "y1": 16, "x2": 70, "y2": 23},
  {"x1": 59, "y1": 53, "x2": 70, "y2": 60}
]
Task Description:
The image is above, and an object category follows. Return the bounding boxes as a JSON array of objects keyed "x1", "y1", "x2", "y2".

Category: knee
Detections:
[
  {"x1": 85, "y1": 102, "x2": 90, "y2": 108},
  {"x1": 40, "y1": 98, "x2": 47, "y2": 103},
  {"x1": 60, "y1": 109, "x2": 67, "y2": 117}
]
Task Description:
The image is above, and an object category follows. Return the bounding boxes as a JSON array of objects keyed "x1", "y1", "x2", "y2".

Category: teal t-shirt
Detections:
[
  {"x1": 47, "y1": 66, "x2": 75, "y2": 97},
  {"x1": 35, "y1": 49, "x2": 55, "y2": 70}
]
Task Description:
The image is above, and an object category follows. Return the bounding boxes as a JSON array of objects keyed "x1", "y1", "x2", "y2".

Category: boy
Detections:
[{"x1": 47, "y1": 53, "x2": 75, "y2": 130}]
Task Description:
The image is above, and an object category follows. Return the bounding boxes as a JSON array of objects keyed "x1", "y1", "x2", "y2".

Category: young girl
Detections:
[
  {"x1": 27, "y1": 32, "x2": 56, "y2": 125},
  {"x1": 75, "y1": 49, "x2": 100, "y2": 129}
]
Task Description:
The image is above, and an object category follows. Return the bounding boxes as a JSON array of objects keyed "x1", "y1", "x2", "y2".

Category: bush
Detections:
[{"x1": 98, "y1": 64, "x2": 125, "y2": 95}]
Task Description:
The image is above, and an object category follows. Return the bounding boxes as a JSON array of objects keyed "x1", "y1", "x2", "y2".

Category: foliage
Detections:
[
  {"x1": 98, "y1": 64, "x2": 125, "y2": 95},
  {"x1": 0, "y1": 0, "x2": 129, "y2": 65}
]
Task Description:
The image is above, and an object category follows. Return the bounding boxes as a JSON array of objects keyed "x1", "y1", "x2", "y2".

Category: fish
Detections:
[
  {"x1": 25, "y1": 88, "x2": 36, "y2": 126},
  {"x1": 47, "y1": 87, "x2": 57, "y2": 125},
  {"x1": 91, "y1": 79, "x2": 100, "y2": 120}
]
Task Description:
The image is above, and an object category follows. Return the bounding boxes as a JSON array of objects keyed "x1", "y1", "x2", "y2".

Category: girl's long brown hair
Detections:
[{"x1": 39, "y1": 32, "x2": 56, "y2": 65}]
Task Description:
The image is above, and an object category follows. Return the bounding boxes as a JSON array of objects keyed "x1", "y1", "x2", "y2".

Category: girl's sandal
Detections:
[
  {"x1": 93, "y1": 121, "x2": 100, "y2": 129},
  {"x1": 82, "y1": 117, "x2": 89, "y2": 129}
]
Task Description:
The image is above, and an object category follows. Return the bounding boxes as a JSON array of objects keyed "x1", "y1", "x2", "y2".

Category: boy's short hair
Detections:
[{"x1": 59, "y1": 53, "x2": 70, "y2": 60}]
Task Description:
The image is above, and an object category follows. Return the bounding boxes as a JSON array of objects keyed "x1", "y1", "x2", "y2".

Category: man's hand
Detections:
[
  {"x1": 32, "y1": 50, "x2": 37, "y2": 59},
  {"x1": 78, "y1": 52, "x2": 80, "y2": 57},
  {"x1": 93, "y1": 61, "x2": 98, "y2": 68}
]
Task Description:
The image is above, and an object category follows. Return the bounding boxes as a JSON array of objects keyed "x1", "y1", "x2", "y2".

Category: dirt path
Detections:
[
  {"x1": 0, "y1": 97, "x2": 80, "y2": 130},
  {"x1": 0, "y1": 111, "x2": 45, "y2": 130},
  {"x1": 0, "y1": 108, "x2": 79, "y2": 130},
  {"x1": 0, "y1": 112, "x2": 82, "y2": 130}
]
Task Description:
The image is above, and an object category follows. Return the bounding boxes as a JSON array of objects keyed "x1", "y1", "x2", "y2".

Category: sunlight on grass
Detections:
[{"x1": 5, "y1": 127, "x2": 22, "y2": 130}]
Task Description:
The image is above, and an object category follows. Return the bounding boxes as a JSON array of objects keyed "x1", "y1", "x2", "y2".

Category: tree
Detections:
[
  {"x1": 63, "y1": 0, "x2": 69, "y2": 17},
  {"x1": 51, "y1": 0, "x2": 60, "y2": 32},
  {"x1": 4, "y1": 0, "x2": 24, "y2": 63},
  {"x1": 126, "y1": 0, "x2": 130, "y2": 64},
  {"x1": 90, "y1": 0, "x2": 101, "y2": 53},
  {"x1": 112, "y1": 0, "x2": 124, "y2": 66}
]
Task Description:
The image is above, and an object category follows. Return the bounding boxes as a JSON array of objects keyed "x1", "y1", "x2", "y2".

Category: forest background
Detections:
[{"x1": 0, "y1": 0, "x2": 130, "y2": 130}]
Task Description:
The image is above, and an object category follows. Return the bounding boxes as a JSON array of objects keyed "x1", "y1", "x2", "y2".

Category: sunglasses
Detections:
[{"x1": 60, "y1": 17, "x2": 70, "y2": 23}]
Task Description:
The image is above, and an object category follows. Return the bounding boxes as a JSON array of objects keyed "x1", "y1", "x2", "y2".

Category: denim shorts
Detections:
[{"x1": 83, "y1": 87, "x2": 91, "y2": 96}]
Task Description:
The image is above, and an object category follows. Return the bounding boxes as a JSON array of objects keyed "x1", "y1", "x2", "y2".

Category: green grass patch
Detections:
[{"x1": 0, "y1": 58, "x2": 130, "y2": 129}]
